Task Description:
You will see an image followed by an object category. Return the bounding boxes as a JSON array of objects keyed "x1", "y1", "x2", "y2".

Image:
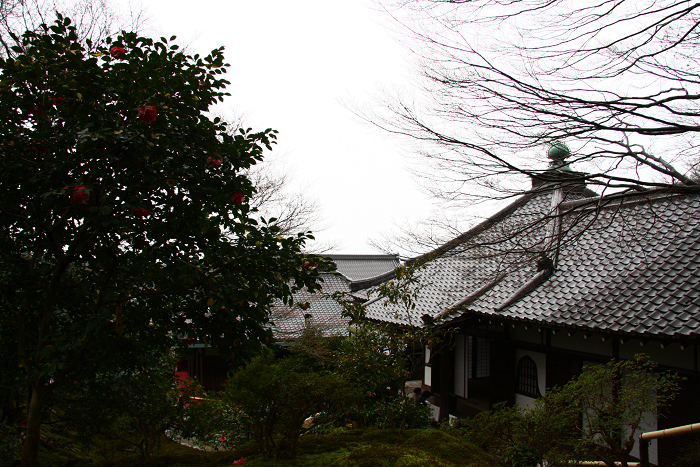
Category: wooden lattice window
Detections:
[
  {"x1": 515, "y1": 356, "x2": 541, "y2": 398},
  {"x1": 466, "y1": 336, "x2": 491, "y2": 379}
]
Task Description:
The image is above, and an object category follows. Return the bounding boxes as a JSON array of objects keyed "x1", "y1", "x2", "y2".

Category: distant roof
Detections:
[
  {"x1": 364, "y1": 189, "x2": 700, "y2": 341},
  {"x1": 327, "y1": 254, "x2": 400, "y2": 281},
  {"x1": 270, "y1": 254, "x2": 399, "y2": 340},
  {"x1": 270, "y1": 273, "x2": 351, "y2": 341}
]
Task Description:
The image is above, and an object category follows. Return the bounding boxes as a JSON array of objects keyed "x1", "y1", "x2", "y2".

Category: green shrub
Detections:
[
  {"x1": 672, "y1": 439, "x2": 700, "y2": 467},
  {"x1": 0, "y1": 424, "x2": 21, "y2": 466},
  {"x1": 347, "y1": 397, "x2": 432, "y2": 431},
  {"x1": 455, "y1": 355, "x2": 681, "y2": 467},
  {"x1": 61, "y1": 356, "x2": 217, "y2": 460},
  {"x1": 455, "y1": 399, "x2": 578, "y2": 467},
  {"x1": 173, "y1": 395, "x2": 251, "y2": 452},
  {"x1": 557, "y1": 354, "x2": 681, "y2": 465},
  {"x1": 225, "y1": 353, "x2": 361, "y2": 459},
  {"x1": 404, "y1": 429, "x2": 495, "y2": 467}
]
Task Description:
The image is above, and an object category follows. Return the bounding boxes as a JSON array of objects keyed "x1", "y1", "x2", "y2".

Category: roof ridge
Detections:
[
  {"x1": 560, "y1": 188, "x2": 699, "y2": 211},
  {"x1": 325, "y1": 254, "x2": 400, "y2": 259},
  {"x1": 407, "y1": 193, "x2": 538, "y2": 264},
  {"x1": 349, "y1": 269, "x2": 398, "y2": 292}
]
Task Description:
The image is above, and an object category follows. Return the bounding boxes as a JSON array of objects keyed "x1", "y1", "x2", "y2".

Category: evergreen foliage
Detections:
[{"x1": 0, "y1": 16, "x2": 328, "y2": 467}]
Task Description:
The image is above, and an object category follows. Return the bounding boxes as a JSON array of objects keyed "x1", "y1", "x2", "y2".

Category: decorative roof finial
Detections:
[{"x1": 547, "y1": 142, "x2": 572, "y2": 170}]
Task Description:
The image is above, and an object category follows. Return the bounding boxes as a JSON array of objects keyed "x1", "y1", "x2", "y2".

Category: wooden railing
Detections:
[{"x1": 639, "y1": 422, "x2": 700, "y2": 467}]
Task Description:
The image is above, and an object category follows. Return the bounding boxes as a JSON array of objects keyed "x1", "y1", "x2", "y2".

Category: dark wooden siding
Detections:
[
  {"x1": 489, "y1": 340, "x2": 515, "y2": 407},
  {"x1": 546, "y1": 350, "x2": 582, "y2": 390},
  {"x1": 658, "y1": 377, "x2": 700, "y2": 467}
]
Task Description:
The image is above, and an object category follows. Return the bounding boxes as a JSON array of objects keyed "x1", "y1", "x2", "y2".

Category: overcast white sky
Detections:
[{"x1": 130, "y1": 0, "x2": 436, "y2": 254}]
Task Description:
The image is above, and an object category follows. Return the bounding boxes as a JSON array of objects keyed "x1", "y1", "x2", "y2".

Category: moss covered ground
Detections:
[{"x1": 24, "y1": 428, "x2": 498, "y2": 467}]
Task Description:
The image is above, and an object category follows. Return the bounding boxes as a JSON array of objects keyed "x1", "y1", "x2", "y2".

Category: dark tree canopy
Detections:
[{"x1": 0, "y1": 16, "x2": 329, "y2": 467}]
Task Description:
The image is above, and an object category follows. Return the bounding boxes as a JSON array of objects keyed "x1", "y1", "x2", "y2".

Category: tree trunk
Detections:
[{"x1": 20, "y1": 382, "x2": 46, "y2": 467}]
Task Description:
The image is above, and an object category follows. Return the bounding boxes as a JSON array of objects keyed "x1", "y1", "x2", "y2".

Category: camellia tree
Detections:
[{"x1": 0, "y1": 16, "x2": 329, "y2": 467}]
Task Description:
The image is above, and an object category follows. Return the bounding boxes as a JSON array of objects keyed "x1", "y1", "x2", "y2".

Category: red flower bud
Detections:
[
  {"x1": 303, "y1": 261, "x2": 311, "y2": 268},
  {"x1": 300, "y1": 304, "x2": 309, "y2": 310},
  {"x1": 206, "y1": 156, "x2": 221, "y2": 166},
  {"x1": 52, "y1": 97, "x2": 67, "y2": 106},
  {"x1": 71, "y1": 185, "x2": 89, "y2": 204},
  {"x1": 131, "y1": 208, "x2": 151, "y2": 217},
  {"x1": 110, "y1": 46, "x2": 126, "y2": 58},
  {"x1": 138, "y1": 105, "x2": 157, "y2": 124},
  {"x1": 230, "y1": 193, "x2": 245, "y2": 204}
]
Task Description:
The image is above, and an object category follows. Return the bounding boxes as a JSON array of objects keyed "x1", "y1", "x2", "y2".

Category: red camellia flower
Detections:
[
  {"x1": 52, "y1": 97, "x2": 67, "y2": 106},
  {"x1": 138, "y1": 105, "x2": 158, "y2": 124},
  {"x1": 206, "y1": 156, "x2": 222, "y2": 166},
  {"x1": 232, "y1": 458, "x2": 247, "y2": 465},
  {"x1": 220, "y1": 435, "x2": 226, "y2": 442},
  {"x1": 131, "y1": 208, "x2": 151, "y2": 217},
  {"x1": 71, "y1": 185, "x2": 89, "y2": 204},
  {"x1": 230, "y1": 193, "x2": 245, "y2": 204},
  {"x1": 109, "y1": 46, "x2": 126, "y2": 58}
]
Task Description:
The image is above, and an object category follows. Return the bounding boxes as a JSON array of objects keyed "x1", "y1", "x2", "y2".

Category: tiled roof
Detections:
[
  {"x1": 364, "y1": 188, "x2": 700, "y2": 341},
  {"x1": 269, "y1": 255, "x2": 399, "y2": 340},
  {"x1": 327, "y1": 254, "x2": 401, "y2": 281},
  {"x1": 270, "y1": 273, "x2": 351, "y2": 340}
]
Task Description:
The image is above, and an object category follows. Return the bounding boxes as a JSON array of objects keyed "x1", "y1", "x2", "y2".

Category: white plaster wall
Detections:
[
  {"x1": 424, "y1": 346, "x2": 432, "y2": 387},
  {"x1": 514, "y1": 393, "x2": 537, "y2": 408}
]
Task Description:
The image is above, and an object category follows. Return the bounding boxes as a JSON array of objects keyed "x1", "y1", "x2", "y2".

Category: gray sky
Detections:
[{"x1": 134, "y1": 0, "x2": 436, "y2": 254}]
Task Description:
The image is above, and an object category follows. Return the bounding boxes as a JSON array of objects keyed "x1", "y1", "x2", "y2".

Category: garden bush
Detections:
[
  {"x1": 224, "y1": 353, "x2": 361, "y2": 459},
  {"x1": 59, "y1": 356, "x2": 220, "y2": 460},
  {"x1": 453, "y1": 354, "x2": 681, "y2": 467},
  {"x1": 0, "y1": 423, "x2": 21, "y2": 466}
]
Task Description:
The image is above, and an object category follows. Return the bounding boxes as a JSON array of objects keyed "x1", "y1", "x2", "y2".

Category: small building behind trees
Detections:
[
  {"x1": 183, "y1": 254, "x2": 400, "y2": 390},
  {"x1": 269, "y1": 254, "x2": 401, "y2": 341}
]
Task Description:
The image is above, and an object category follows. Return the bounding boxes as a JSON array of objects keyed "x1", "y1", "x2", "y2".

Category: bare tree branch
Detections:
[
  {"x1": 0, "y1": 0, "x2": 148, "y2": 56},
  {"x1": 365, "y1": 0, "x2": 700, "y2": 252}
]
